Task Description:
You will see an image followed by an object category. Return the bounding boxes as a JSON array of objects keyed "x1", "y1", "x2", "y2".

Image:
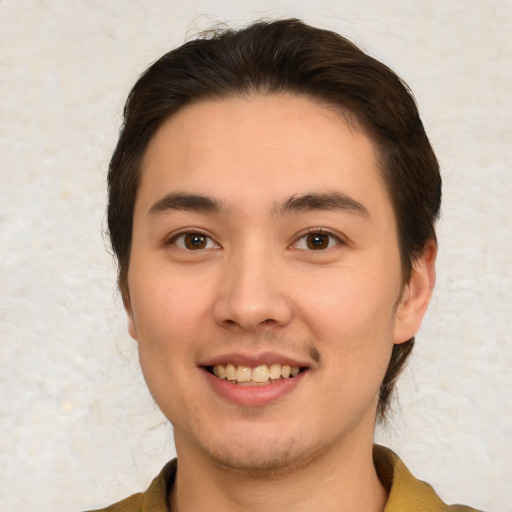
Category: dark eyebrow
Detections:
[
  {"x1": 275, "y1": 191, "x2": 369, "y2": 218},
  {"x1": 148, "y1": 192, "x2": 226, "y2": 216}
]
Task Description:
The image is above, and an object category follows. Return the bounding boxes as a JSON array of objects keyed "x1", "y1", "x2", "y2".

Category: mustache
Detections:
[{"x1": 208, "y1": 330, "x2": 321, "y2": 365}]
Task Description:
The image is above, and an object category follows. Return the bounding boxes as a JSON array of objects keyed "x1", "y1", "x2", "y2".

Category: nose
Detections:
[{"x1": 213, "y1": 245, "x2": 292, "y2": 331}]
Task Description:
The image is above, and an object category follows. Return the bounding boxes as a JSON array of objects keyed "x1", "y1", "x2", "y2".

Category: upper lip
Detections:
[{"x1": 199, "y1": 351, "x2": 313, "y2": 369}]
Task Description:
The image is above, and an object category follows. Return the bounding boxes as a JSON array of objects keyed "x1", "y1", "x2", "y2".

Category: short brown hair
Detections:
[{"x1": 107, "y1": 19, "x2": 441, "y2": 421}]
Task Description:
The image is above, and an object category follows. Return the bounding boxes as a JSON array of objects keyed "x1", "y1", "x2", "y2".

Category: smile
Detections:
[{"x1": 209, "y1": 363, "x2": 304, "y2": 385}]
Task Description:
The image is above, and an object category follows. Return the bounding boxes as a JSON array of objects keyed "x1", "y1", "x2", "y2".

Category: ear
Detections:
[
  {"x1": 121, "y1": 285, "x2": 138, "y2": 341},
  {"x1": 393, "y1": 239, "x2": 437, "y2": 344}
]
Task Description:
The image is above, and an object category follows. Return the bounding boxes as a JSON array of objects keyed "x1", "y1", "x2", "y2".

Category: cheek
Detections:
[
  {"x1": 129, "y1": 271, "x2": 206, "y2": 409},
  {"x1": 129, "y1": 264, "x2": 214, "y2": 339},
  {"x1": 295, "y1": 265, "x2": 399, "y2": 336},
  {"x1": 304, "y1": 271, "x2": 397, "y2": 402}
]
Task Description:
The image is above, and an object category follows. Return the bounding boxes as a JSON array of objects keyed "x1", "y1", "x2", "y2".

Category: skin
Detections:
[{"x1": 125, "y1": 94, "x2": 436, "y2": 512}]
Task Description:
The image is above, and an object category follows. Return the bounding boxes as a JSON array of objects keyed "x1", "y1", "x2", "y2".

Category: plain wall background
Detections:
[{"x1": 1, "y1": 1, "x2": 511, "y2": 511}]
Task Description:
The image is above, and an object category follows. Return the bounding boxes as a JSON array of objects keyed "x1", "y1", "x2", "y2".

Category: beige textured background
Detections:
[{"x1": 1, "y1": 1, "x2": 511, "y2": 511}]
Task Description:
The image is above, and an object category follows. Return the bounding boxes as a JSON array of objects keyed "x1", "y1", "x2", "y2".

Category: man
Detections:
[{"x1": 91, "y1": 19, "x2": 479, "y2": 512}]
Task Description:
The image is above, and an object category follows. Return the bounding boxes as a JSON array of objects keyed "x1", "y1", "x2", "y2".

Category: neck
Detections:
[{"x1": 170, "y1": 436, "x2": 387, "y2": 512}]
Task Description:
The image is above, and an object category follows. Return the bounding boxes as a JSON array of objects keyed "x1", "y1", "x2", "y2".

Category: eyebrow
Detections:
[
  {"x1": 148, "y1": 192, "x2": 226, "y2": 216},
  {"x1": 147, "y1": 190, "x2": 369, "y2": 219},
  {"x1": 275, "y1": 191, "x2": 369, "y2": 218}
]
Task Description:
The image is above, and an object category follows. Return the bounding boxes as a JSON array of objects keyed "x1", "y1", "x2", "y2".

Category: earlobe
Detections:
[
  {"x1": 121, "y1": 287, "x2": 138, "y2": 341},
  {"x1": 393, "y1": 240, "x2": 437, "y2": 344}
]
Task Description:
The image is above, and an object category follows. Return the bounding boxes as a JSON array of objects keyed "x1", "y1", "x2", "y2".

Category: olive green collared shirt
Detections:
[{"x1": 86, "y1": 446, "x2": 481, "y2": 512}]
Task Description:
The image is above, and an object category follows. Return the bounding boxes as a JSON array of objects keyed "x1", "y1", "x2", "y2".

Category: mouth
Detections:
[{"x1": 205, "y1": 363, "x2": 308, "y2": 386}]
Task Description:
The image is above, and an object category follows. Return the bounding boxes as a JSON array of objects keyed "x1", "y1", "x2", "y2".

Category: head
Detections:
[{"x1": 108, "y1": 19, "x2": 440, "y2": 424}]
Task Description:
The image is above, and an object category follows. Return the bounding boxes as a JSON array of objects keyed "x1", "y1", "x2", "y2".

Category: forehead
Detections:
[{"x1": 137, "y1": 94, "x2": 390, "y2": 215}]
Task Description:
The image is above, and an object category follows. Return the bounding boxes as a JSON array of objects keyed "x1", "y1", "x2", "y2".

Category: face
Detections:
[{"x1": 126, "y1": 94, "x2": 433, "y2": 473}]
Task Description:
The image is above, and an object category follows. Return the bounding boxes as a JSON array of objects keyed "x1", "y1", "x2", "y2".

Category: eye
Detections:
[
  {"x1": 294, "y1": 231, "x2": 341, "y2": 251},
  {"x1": 171, "y1": 232, "x2": 219, "y2": 250}
]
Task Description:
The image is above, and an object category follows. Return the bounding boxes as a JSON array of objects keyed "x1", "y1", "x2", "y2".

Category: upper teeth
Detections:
[{"x1": 213, "y1": 364, "x2": 300, "y2": 383}]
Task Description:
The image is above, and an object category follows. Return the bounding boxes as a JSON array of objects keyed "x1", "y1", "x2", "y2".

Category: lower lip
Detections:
[{"x1": 203, "y1": 369, "x2": 307, "y2": 407}]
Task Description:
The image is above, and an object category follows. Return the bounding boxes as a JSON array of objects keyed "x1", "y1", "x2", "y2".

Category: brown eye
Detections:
[
  {"x1": 306, "y1": 233, "x2": 330, "y2": 250},
  {"x1": 172, "y1": 232, "x2": 218, "y2": 250},
  {"x1": 293, "y1": 231, "x2": 341, "y2": 251},
  {"x1": 184, "y1": 233, "x2": 207, "y2": 250}
]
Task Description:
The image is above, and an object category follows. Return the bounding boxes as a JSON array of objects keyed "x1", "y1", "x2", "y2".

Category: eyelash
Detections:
[
  {"x1": 166, "y1": 228, "x2": 343, "y2": 252},
  {"x1": 167, "y1": 230, "x2": 220, "y2": 251},
  {"x1": 292, "y1": 228, "x2": 344, "y2": 251}
]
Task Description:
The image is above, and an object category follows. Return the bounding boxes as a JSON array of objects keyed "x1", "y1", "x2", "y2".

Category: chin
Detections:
[
  {"x1": 210, "y1": 449, "x2": 308, "y2": 476},
  {"x1": 199, "y1": 432, "x2": 327, "y2": 477}
]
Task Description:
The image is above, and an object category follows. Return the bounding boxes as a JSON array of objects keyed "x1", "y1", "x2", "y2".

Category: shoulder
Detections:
[
  {"x1": 83, "y1": 492, "x2": 144, "y2": 512},
  {"x1": 82, "y1": 459, "x2": 177, "y2": 512},
  {"x1": 374, "y1": 446, "x2": 483, "y2": 512}
]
